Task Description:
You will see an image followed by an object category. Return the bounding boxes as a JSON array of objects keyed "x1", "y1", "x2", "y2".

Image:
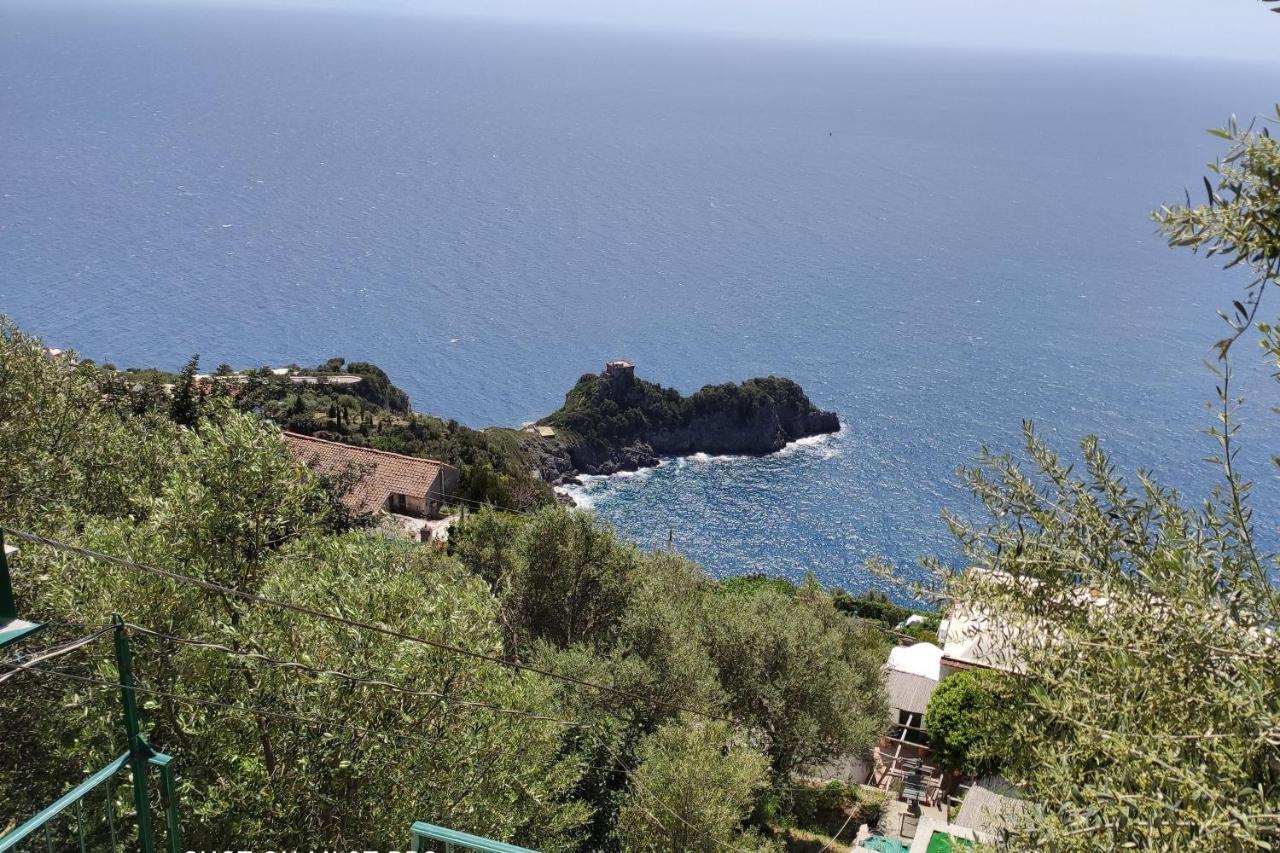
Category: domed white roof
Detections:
[{"x1": 886, "y1": 641, "x2": 943, "y2": 680}]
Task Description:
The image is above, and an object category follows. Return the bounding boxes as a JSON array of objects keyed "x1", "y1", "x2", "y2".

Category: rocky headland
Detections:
[{"x1": 527, "y1": 361, "x2": 840, "y2": 483}]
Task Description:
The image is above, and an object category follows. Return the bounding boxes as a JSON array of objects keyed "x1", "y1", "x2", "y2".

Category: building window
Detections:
[{"x1": 893, "y1": 710, "x2": 929, "y2": 745}]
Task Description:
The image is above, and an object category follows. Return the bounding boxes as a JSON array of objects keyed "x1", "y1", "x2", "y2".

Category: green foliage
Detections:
[
  {"x1": 924, "y1": 670, "x2": 1008, "y2": 776},
  {"x1": 1155, "y1": 109, "x2": 1280, "y2": 363},
  {"x1": 146, "y1": 412, "x2": 341, "y2": 588},
  {"x1": 690, "y1": 377, "x2": 814, "y2": 424},
  {"x1": 0, "y1": 320, "x2": 889, "y2": 850},
  {"x1": 548, "y1": 372, "x2": 685, "y2": 445},
  {"x1": 115, "y1": 351, "x2": 551, "y2": 512},
  {"x1": 787, "y1": 781, "x2": 884, "y2": 839},
  {"x1": 911, "y1": 108, "x2": 1280, "y2": 851},
  {"x1": 0, "y1": 319, "x2": 183, "y2": 527},
  {"x1": 702, "y1": 579, "x2": 888, "y2": 776},
  {"x1": 453, "y1": 508, "x2": 889, "y2": 783},
  {"x1": 616, "y1": 721, "x2": 774, "y2": 853},
  {"x1": 829, "y1": 588, "x2": 939, "y2": 646},
  {"x1": 503, "y1": 508, "x2": 640, "y2": 652},
  {"x1": 717, "y1": 572, "x2": 798, "y2": 598},
  {"x1": 0, "y1": 325, "x2": 587, "y2": 849},
  {"x1": 455, "y1": 504, "x2": 885, "y2": 778},
  {"x1": 935, "y1": 424, "x2": 1280, "y2": 850},
  {"x1": 13, "y1": 527, "x2": 587, "y2": 849},
  {"x1": 546, "y1": 371, "x2": 821, "y2": 447},
  {"x1": 343, "y1": 361, "x2": 410, "y2": 412},
  {"x1": 608, "y1": 551, "x2": 728, "y2": 721},
  {"x1": 277, "y1": 389, "x2": 551, "y2": 512},
  {"x1": 832, "y1": 590, "x2": 911, "y2": 628},
  {"x1": 169, "y1": 354, "x2": 202, "y2": 427},
  {"x1": 448, "y1": 505, "x2": 527, "y2": 588},
  {"x1": 900, "y1": 623, "x2": 939, "y2": 645}
]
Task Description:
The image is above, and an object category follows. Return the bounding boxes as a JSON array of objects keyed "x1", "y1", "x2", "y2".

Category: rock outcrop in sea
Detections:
[{"x1": 526, "y1": 360, "x2": 839, "y2": 482}]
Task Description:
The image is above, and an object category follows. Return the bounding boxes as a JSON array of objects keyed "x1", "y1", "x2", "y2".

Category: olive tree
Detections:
[
  {"x1": 929, "y1": 111, "x2": 1280, "y2": 849},
  {"x1": 0, "y1": 319, "x2": 181, "y2": 527},
  {"x1": 702, "y1": 579, "x2": 887, "y2": 777},
  {"x1": 616, "y1": 720, "x2": 774, "y2": 853},
  {"x1": 936, "y1": 427, "x2": 1279, "y2": 850},
  {"x1": 0, "y1": 336, "x2": 590, "y2": 850},
  {"x1": 501, "y1": 507, "x2": 640, "y2": 654}
]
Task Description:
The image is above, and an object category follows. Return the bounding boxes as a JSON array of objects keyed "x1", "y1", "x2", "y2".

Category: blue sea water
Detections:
[{"x1": 4, "y1": 2, "x2": 1280, "y2": 600}]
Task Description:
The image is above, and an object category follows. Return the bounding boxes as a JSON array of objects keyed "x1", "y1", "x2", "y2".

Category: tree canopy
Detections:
[
  {"x1": 927, "y1": 111, "x2": 1280, "y2": 850},
  {"x1": 0, "y1": 320, "x2": 889, "y2": 851},
  {"x1": 924, "y1": 669, "x2": 1008, "y2": 777}
]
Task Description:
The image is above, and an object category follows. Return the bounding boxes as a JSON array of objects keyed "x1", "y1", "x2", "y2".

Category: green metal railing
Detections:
[
  {"x1": 0, "y1": 531, "x2": 43, "y2": 649},
  {"x1": 0, "y1": 611, "x2": 181, "y2": 853},
  {"x1": 6, "y1": 530, "x2": 535, "y2": 853},
  {"x1": 410, "y1": 822, "x2": 537, "y2": 853},
  {"x1": 0, "y1": 753, "x2": 129, "y2": 853}
]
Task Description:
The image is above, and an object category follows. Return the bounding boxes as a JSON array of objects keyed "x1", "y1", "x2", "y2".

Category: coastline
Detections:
[
  {"x1": 533, "y1": 364, "x2": 842, "y2": 484},
  {"x1": 560, "y1": 421, "x2": 844, "y2": 508}
]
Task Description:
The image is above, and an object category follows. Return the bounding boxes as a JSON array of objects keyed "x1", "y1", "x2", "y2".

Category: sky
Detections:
[{"x1": 167, "y1": 0, "x2": 1280, "y2": 62}]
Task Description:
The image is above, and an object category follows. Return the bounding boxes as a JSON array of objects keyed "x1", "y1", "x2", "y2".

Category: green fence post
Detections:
[
  {"x1": 148, "y1": 753, "x2": 182, "y2": 853},
  {"x1": 113, "y1": 616, "x2": 156, "y2": 853},
  {"x1": 161, "y1": 763, "x2": 181, "y2": 853}
]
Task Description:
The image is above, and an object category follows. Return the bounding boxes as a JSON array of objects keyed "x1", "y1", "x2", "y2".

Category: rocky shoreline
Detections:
[{"x1": 523, "y1": 361, "x2": 840, "y2": 487}]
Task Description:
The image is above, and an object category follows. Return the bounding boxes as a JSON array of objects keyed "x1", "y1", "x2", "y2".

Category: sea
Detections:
[{"x1": 4, "y1": 1, "x2": 1280, "y2": 601}]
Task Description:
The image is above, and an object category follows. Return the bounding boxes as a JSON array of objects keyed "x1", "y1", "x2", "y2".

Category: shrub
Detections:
[{"x1": 924, "y1": 670, "x2": 1008, "y2": 776}]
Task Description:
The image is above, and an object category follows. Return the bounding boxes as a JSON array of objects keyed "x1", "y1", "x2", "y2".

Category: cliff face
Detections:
[{"x1": 532, "y1": 365, "x2": 839, "y2": 480}]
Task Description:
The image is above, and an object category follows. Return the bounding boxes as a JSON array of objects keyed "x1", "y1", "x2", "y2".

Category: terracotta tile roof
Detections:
[{"x1": 282, "y1": 432, "x2": 455, "y2": 515}]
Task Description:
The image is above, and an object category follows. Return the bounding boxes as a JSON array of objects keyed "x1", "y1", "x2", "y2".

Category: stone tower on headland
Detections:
[
  {"x1": 604, "y1": 360, "x2": 634, "y2": 381},
  {"x1": 603, "y1": 360, "x2": 635, "y2": 396}
]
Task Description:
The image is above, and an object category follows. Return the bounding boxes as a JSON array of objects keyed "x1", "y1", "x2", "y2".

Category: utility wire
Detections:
[
  {"x1": 3, "y1": 527, "x2": 738, "y2": 725},
  {"x1": 814, "y1": 808, "x2": 857, "y2": 853},
  {"x1": 427, "y1": 489, "x2": 532, "y2": 515},
  {"x1": 0, "y1": 522, "x2": 921, "y2": 778},
  {"x1": 4, "y1": 620, "x2": 868, "y2": 842},
  {"x1": 123, "y1": 621, "x2": 577, "y2": 724},
  {"x1": 0, "y1": 624, "x2": 114, "y2": 685},
  {"x1": 5, "y1": 655, "x2": 757, "y2": 823},
  {"x1": 5, "y1": 661, "x2": 579, "y2": 745},
  {"x1": 14, "y1": 661, "x2": 686, "y2": 800}
]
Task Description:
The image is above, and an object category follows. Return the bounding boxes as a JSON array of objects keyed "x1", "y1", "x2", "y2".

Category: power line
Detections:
[
  {"x1": 3, "y1": 527, "x2": 738, "y2": 725},
  {"x1": 123, "y1": 621, "x2": 578, "y2": 725},
  {"x1": 814, "y1": 808, "x2": 857, "y2": 853},
  {"x1": 6, "y1": 651, "x2": 754, "y2": 822},
  {"x1": 4, "y1": 618, "x2": 868, "y2": 845},
  {"x1": 4, "y1": 661, "x2": 578, "y2": 747},
  {"x1": 0, "y1": 624, "x2": 114, "y2": 685},
  {"x1": 5, "y1": 525, "x2": 916, "y2": 778},
  {"x1": 9, "y1": 660, "x2": 704, "y2": 805},
  {"x1": 427, "y1": 489, "x2": 533, "y2": 515}
]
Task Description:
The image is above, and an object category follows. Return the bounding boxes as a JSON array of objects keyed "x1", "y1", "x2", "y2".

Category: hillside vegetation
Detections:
[
  {"x1": 103, "y1": 355, "x2": 553, "y2": 511},
  {"x1": 0, "y1": 318, "x2": 887, "y2": 851},
  {"x1": 2, "y1": 103, "x2": 1277, "y2": 853},
  {"x1": 919, "y1": 111, "x2": 1280, "y2": 850},
  {"x1": 548, "y1": 373, "x2": 826, "y2": 444}
]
